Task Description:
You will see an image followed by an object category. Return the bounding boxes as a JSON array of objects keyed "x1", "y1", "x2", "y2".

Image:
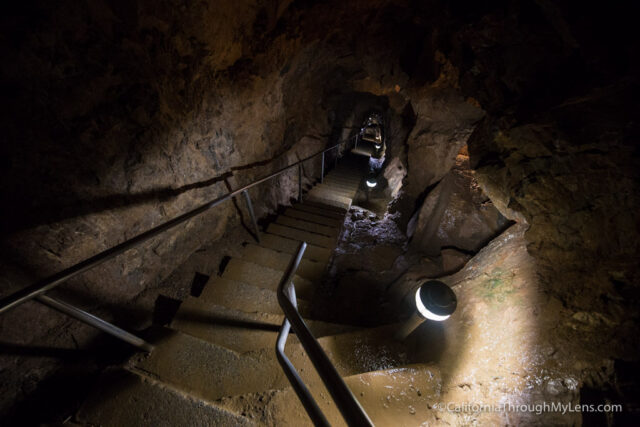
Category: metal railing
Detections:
[
  {"x1": 276, "y1": 242, "x2": 374, "y2": 427},
  {"x1": 0, "y1": 137, "x2": 353, "y2": 351}
]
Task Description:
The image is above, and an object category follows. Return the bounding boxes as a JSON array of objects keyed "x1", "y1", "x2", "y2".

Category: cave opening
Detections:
[{"x1": 1, "y1": 1, "x2": 639, "y2": 426}]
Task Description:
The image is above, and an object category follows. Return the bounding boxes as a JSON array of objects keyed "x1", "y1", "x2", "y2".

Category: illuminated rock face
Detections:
[
  {"x1": 424, "y1": 223, "x2": 578, "y2": 426},
  {"x1": 398, "y1": 220, "x2": 635, "y2": 425},
  {"x1": 403, "y1": 88, "x2": 485, "y2": 197},
  {"x1": 409, "y1": 151, "x2": 511, "y2": 257}
]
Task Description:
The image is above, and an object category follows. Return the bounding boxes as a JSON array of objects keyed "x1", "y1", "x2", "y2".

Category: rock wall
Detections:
[
  {"x1": 403, "y1": 88, "x2": 484, "y2": 197},
  {"x1": 0, "y1": 0, "x2": 396, "y2": 416},
  {"x1": 0, "y1": 1, "x2": 399, "y2": 322},
  {"x1": 409, "y1": 149, "x2": 511, "y2": 257},
  {"x1": 405, "y1": 0, "x2": 640, "y2": 420},
  {"x1": 1, "y1": 0, "x2": 335, "y2": 340}
]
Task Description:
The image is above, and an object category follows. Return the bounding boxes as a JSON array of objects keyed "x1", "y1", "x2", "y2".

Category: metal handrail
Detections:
[
  {"x1": 276, "y1": 282, "x2": 330, "y2": 427},
  {"x1": 276, "y1": 242, "x2": 374, "y2": 427},
  {"x1": 0, "y1": 136, "x2": 353, "y2": 351}
]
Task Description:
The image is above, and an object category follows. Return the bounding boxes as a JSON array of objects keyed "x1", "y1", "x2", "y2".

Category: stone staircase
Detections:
[{"x1": 74, "y1": 158, "x2": 441, "y2": 426}]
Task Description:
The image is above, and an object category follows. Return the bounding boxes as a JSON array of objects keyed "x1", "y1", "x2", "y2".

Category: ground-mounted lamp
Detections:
[
  {"x1": 395, "y1": 280, "x2": 457, "y2": 341},
  {"x1": 366, "y1": 171, "x2": 378, "y2": 188}
]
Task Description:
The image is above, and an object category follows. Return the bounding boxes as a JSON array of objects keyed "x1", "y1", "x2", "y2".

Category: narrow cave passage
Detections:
[{"x1": 1, "y1": 1, "x2": 639, "y2": 426}]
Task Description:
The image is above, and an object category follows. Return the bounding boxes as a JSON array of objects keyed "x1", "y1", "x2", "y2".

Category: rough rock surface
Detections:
[
  {"x1": 383, "y1": 156, "x2": 407, "y2": 199},
  {"x1": 440, "y1": 248, "x2": 472, "y2": 275},
  {"x1": 409, "y1": 151, "x2": 511, "y2": 256},
  {"x1": 403, "y1": 88, "x2": 485, "y2": 197},
  {"x1": 412, "y1": 224, "x2": 583, "y2": 425}
]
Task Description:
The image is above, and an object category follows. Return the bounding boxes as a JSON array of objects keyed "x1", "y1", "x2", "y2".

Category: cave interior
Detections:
[{"x1": 0, "y1": 0, "x2": 639, "y2": 426}]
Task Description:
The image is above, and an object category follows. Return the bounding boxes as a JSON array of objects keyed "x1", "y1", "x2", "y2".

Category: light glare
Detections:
[{"x1": 416, "y1": 288, "x2": 450, "y2": 321}]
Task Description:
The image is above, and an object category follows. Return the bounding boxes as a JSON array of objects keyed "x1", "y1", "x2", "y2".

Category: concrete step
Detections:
[
  {"x1": 323, "y1": 180, "x2": 360, "y2": 189},
  {"x1": 198, "y1": 277, "x2": 311, "y2": 316},
  {"x1": 275, "y1": 215, "x2": 339, "y2": 238},
  {"x1": 308, "y1": 187, "x2": 354, "y2": 204},
  {"x1": 283, "y1": 207, "x2": 343, "y2": 227},
  {"x1": 326, "y1": 170, "x2": 361, "y2": 178},
  {"x1": 240, "y1": 244, "x2": 327, "y2": 282},
  {"x1": 130, "y1": 328, "x2": 284, "y2": 404},
  {"x1": 327, "y1": 168, "x2": 362, "y2": 177},
  {"x1": 351, "y1": 146, "x2": 375, "y2": 157},
  {"x1": 172, "y1": 299, "x2": 283, "y2": 353},
  {"x1": 198, "y1": 277, "x2": 310, "y2": 316},
  {"x1": 290, "y1": 203, "x2": 346, "y2": 220},
  {"x1": 76, "y1": 369, "x2": 252, "y2": 427},
  {"x1": 318, "y1": 179, "x2": 359, "y2": 190},
  {"x1": 222, "y1": 258, "x2": 316, "y2": 298},
  {"x1": 309, "y1": 185, "x2": 356, "y2": 200},
  {"x1": 330, "y1": 166, "x2": 363, "y2": 175},
  {"x1": 324, "y1": 176, "x2": 361, "y2": 186},
  {"x1": 332, "y1": 167, "x2": 363, "y2": 173},
  {"x1": 261, "y1": 233, "x2": 332, "y2": 263},
  {"x1": 218, "y1": 363, "x2": 442, "y2": 427},
  {"x1": 172, "y1": 300, "x2": 353, "y2": 353},
  {"x1": 129, "y1": 324, "x2": 410, "y2": 405},
  {"x1": 267, "y1": 223, "x2": 336, "y2": 249},
  {"x1": 319, "y1": 185, "x2": 358, "y2": 197},
  {"x1": 304, "y1": 194, "x2": 351, "y2": 212},
  {"x1": 333, "y1": 167, "x2": 362, "y2": 173},
  {"x1": 317, "y1": 186, "x2": 358, "y2": 199},
  {"x1": 314, "y1": 183, "x2": 357, "y2": 198}
]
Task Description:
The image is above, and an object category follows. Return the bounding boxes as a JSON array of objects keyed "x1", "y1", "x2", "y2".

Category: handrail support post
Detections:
[
  {"x1": 275, "y1": 286, "x2": 331, "y2": 427},
  {"x1": 36, "y1": 294, "x2": 154, "y2": 352},
  {"x1": 242, "y1": 190, "x2": 261, "y2": 243}
]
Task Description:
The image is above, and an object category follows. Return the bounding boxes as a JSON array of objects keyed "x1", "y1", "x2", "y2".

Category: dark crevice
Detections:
[
  {"x1": 189, "y1": 272, "x2": 210, "y2": 297},
  {"x1": 152, "y1": 295, "x2": 182, "y2": 326},
  {"x1": 439, "y1": 245, "x2": 477, "y2": 256},
  {"x1": 218, "y1": 256, "x2": 231, "y2": 276}
]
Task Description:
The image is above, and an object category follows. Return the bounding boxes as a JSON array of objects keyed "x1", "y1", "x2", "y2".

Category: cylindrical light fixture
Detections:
[
  {"x1": 395, "y1": 280, "x2": 457, "y2": 341},
  {"x1": 366, "y1": 171, "x2": 378, "y2": 188}
]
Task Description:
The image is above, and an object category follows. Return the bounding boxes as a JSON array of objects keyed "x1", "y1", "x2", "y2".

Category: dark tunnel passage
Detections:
[{"x1": 1, "y1": 1, "x2": 639, "y2": 426}]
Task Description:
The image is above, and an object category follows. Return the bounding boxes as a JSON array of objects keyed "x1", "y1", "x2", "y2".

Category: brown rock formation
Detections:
[{"x1": 409, "y1": 150, "x2": 511, "y2": 256}]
